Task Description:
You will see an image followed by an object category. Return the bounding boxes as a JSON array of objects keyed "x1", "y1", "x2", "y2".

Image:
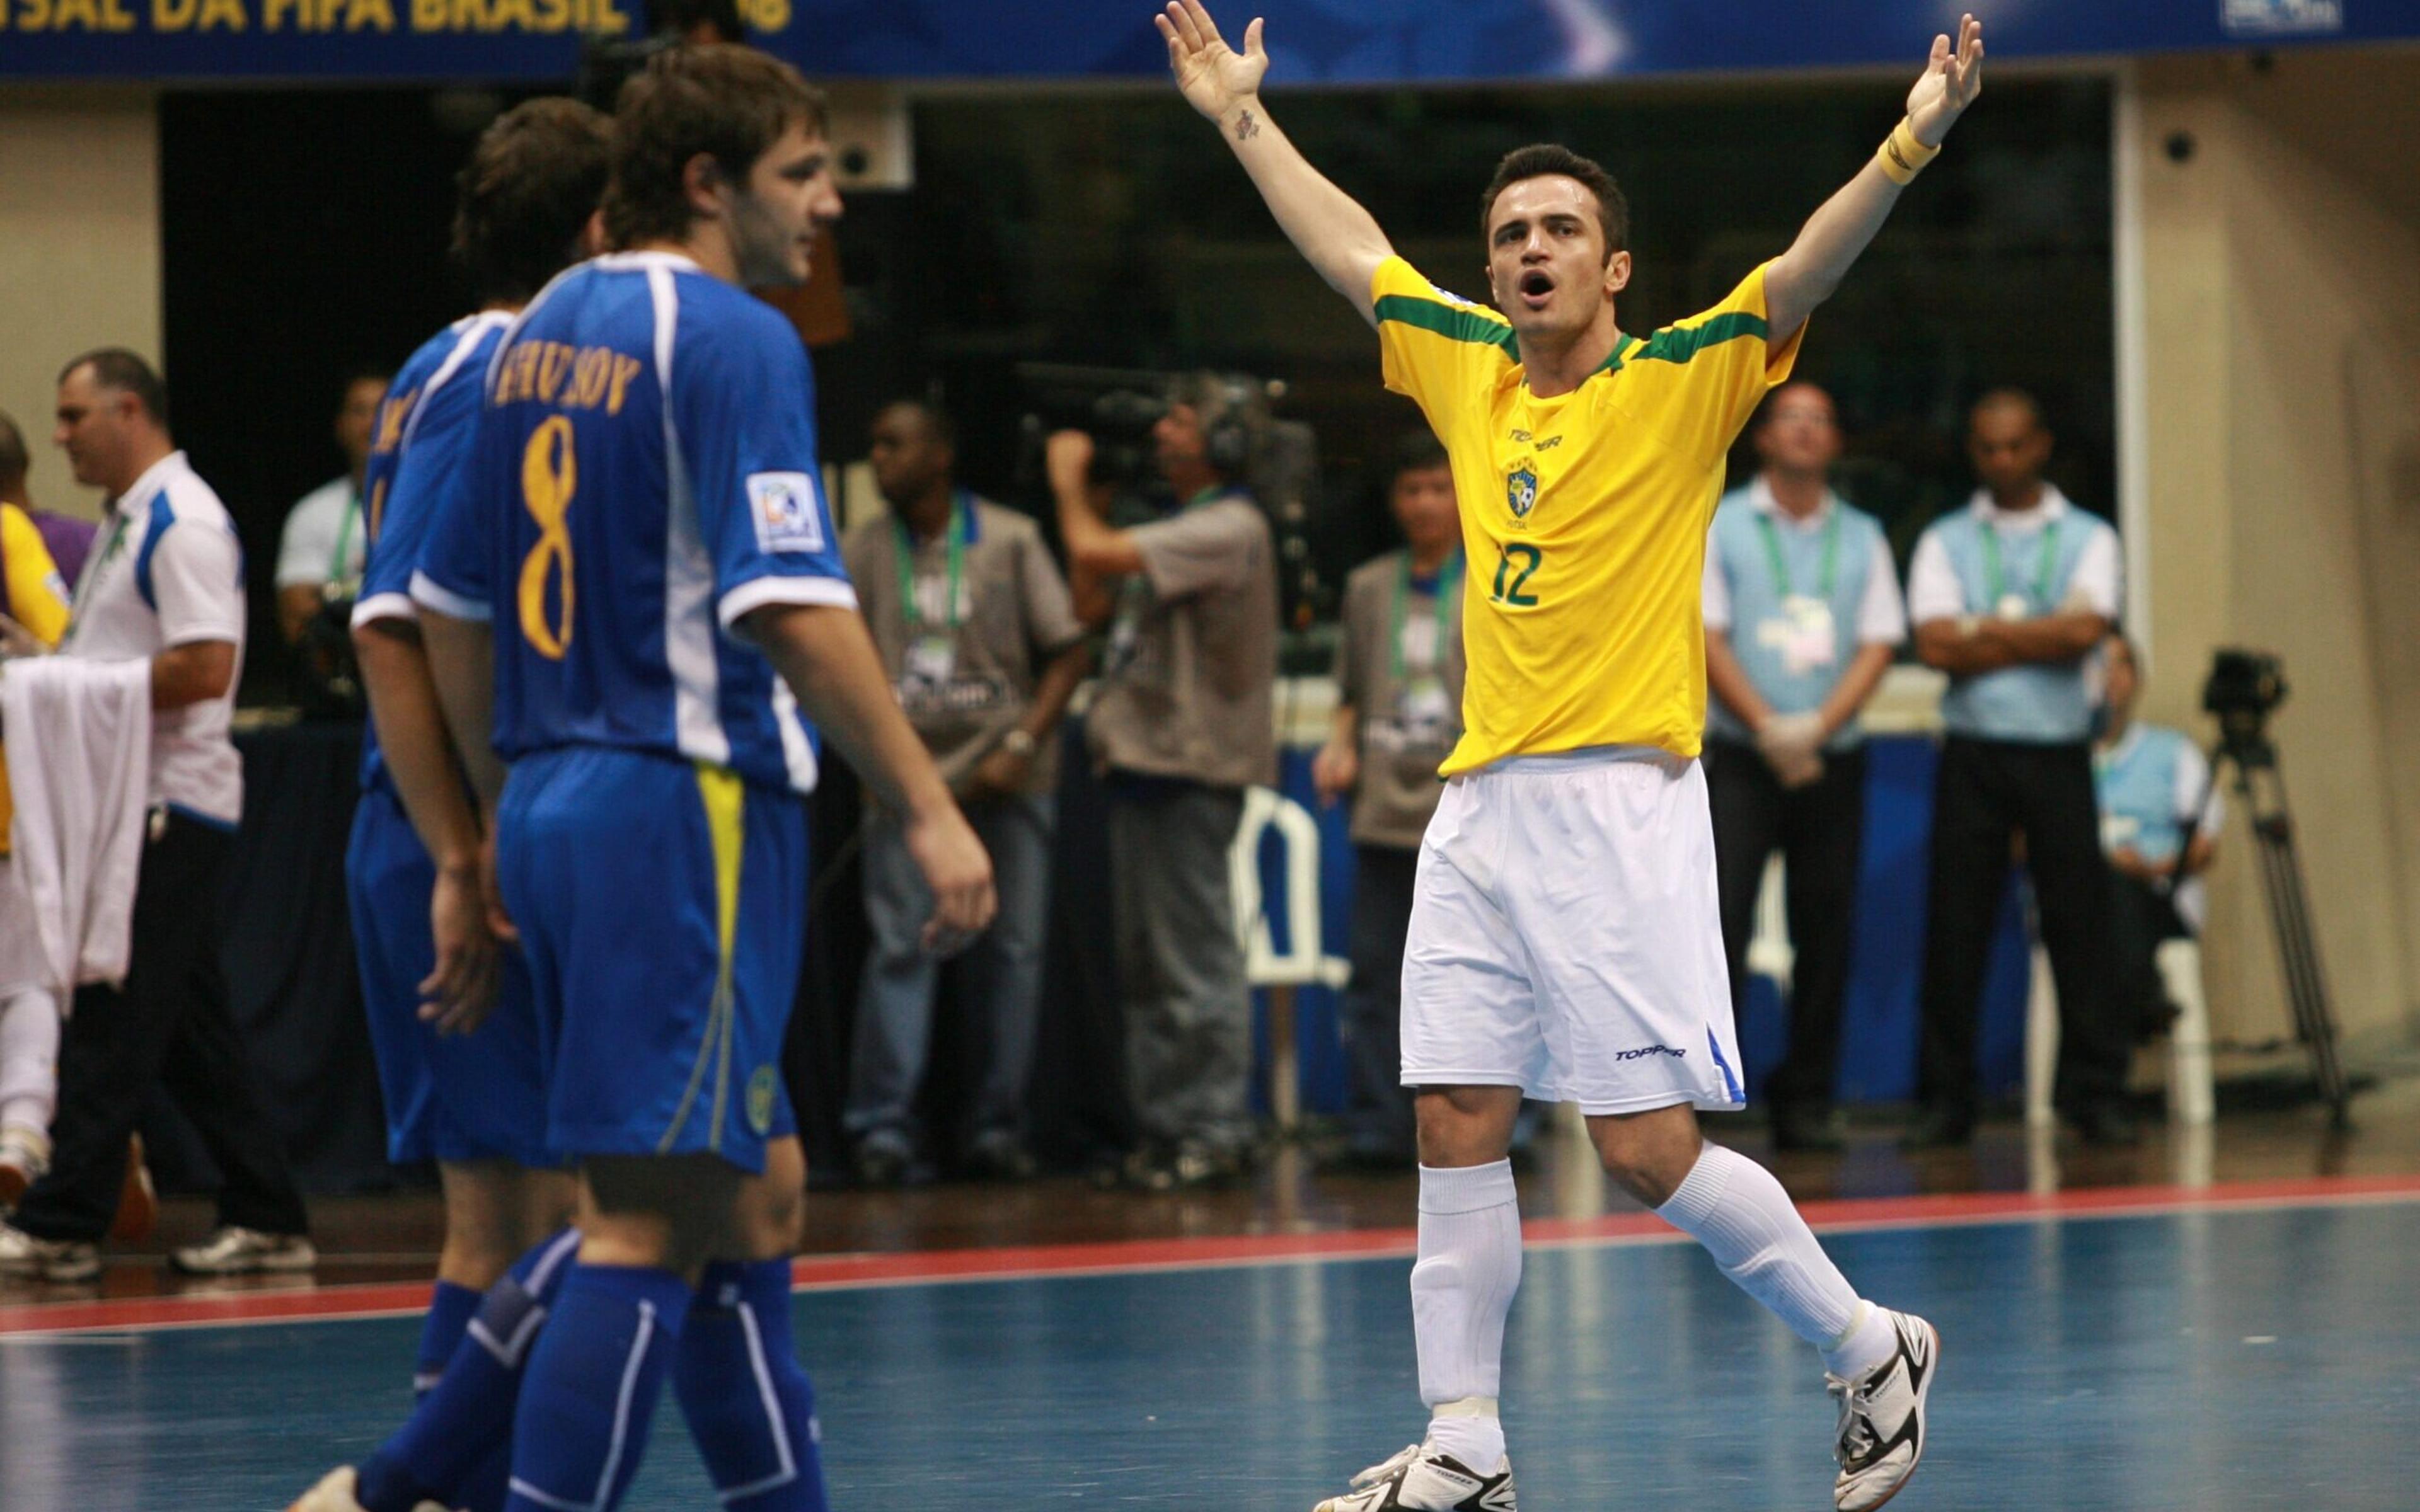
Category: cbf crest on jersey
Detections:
[{"x1": 1507, "y1": 464, "x2": 1538, "y2": 524}]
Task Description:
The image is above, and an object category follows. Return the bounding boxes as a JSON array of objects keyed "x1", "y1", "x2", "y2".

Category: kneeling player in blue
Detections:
[{"x1": 401, "y1": 47, "x2": 993, "y2": 1512}]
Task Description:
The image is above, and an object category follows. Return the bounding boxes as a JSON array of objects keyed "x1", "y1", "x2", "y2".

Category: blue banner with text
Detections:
[{"x1": 0, "y1": 0, "x2": 2403, "y2": 84}]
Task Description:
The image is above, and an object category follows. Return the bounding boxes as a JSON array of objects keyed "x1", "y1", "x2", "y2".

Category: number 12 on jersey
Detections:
[{"x1": 1490, "y1": 542, "x2": 1541, "y2": 607}]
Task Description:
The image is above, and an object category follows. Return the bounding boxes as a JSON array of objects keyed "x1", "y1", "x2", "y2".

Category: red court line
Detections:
[{"x1": 6, "y1": 1172, "x2": 2418, "y2": 1337}]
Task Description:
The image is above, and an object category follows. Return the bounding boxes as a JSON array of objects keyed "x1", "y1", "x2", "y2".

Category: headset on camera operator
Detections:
[{"x1": 1046, "y1": 371, "x2": 1278, "y2": 1191}]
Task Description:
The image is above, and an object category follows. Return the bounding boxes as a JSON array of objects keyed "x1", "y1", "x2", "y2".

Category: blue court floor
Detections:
[{"x1": 4, "y1": 1192, "x2": 2417, "y2": 1510}]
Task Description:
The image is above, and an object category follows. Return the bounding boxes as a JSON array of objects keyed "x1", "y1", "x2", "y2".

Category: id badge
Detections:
[
  {"x1": 905, "y1": 634, "x2": 956, "y2": 688},
  {"x1": 1997, "y1": 593, "x2": 2031, "y2": 622},
  {"x1": 2100, "y1": 813, "x2": 2140, "y2": 852},
  {"x1": 1399, "y1": 613, "x2": 1440, "y2": 673},
  {"x1": 1398, "y1": 675, "x2": 1452, "y2": 739},
  {"x1": 1766, "y1": 595, "x2": 1839, "y2": 675}
]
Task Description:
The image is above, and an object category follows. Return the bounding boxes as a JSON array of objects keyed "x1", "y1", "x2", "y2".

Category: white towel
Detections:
[{"x1": 0, "y1": 657, "x2": 154, "y2": 1001}]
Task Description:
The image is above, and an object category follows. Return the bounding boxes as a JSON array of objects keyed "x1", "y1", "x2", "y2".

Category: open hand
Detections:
[
  {"x1": 418, "y1": 863, "x2": 502, "y2": 1036},
  {"x1": 1906, "y1": 13, "x2": 1984, "y2": 147},
  {"x1": 1156, "y1": 1, "x2": 1267, "y2": 123},
  {"x1": 1046, "y1": 430, "x2": 1098, "y2": 501}
]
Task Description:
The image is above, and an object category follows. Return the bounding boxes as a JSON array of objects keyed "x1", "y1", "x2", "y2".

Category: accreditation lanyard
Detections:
[
  {"x1": 1753, "y1": 508, "x2": 1840, "y2": 602},
  {"x1": 328, "y1": 490, "x2": 362, "y2": 585},
  {"x1": 1978, "y1": 517, "x2": 2061, "y2": 613},
  {"x1": 1388, "y1": 549, "x2": 1465, "y2": 682},
  {"x1": 894, "y1": 491, "x2": 971, "y2": 634},
  {"x1": 60, "y1": 501, "x2": 137, "y2": 649}
]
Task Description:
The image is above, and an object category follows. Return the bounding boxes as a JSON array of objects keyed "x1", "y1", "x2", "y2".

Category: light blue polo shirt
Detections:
[
  {"x1": 1906, "y1": 487, "x2": 2121, "y2": 744},
  {"x1": 1702, "y1": 479, "x2": 1906, "y2": 751}
]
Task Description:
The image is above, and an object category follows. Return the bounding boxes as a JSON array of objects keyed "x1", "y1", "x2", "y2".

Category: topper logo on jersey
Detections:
[
  {"x1": 748, "y1": 471, "x2": 825, "y2": 555},
  {"x1": 1506, "y1": 464, "x2": 1538, "y2": 522}
]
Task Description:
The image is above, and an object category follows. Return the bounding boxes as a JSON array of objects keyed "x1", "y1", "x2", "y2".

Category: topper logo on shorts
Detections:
[
  {"x1": 1611, "y1": 1045, "x2": 1686, "y2": 1062},
  {"x1": 748, "y1": 471, "x2": 824, "y2": 554}
]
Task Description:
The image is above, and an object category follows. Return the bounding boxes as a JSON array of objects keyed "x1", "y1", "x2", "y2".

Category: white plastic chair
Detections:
[{"x1": 2024, "y1": 931, "x2": 2214, "y2": 1126}]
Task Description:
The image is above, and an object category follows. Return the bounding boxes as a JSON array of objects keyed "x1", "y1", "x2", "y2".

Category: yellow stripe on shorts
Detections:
[{"x1": 661, "y1": 763, "x2": 746, "y2": 1155}]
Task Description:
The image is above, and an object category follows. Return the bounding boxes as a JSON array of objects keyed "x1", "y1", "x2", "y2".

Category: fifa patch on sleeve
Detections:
[{"x1": 747, "y1": 471, "x2": 826, "y2": 555}]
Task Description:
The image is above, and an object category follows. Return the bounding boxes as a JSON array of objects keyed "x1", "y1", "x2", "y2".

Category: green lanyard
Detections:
[
  {"x1": 1978, "y1": 518, "x2": 2061, "y2": 609},
  {"x1": 1389, "y1": 549, "x2": 1464, "y2": 682},
  {"x1": 329, "y1": 490, "x2": 361, "y2": 584},
  {"x1": 1753, "y1": 508, "x2": 1840, "y2": 601},
  {"x1": 62, "y1": 505, "x2": 135, "y2": 646},
  {"x1": 895, "y1": 491, "x2": 969, "y2": 633}
]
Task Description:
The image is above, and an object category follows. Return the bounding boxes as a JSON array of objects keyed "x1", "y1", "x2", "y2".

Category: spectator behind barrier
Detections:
[
  {"x1": 1048, "y1": 372, "x2": 1279, "y2": 1191},
  {"x1": 2094, "y1": 632, "x2": 2223, "y2": 1041},
  {"x1": 841, "y1": 398, "x2": 1090, "y2": 1186},
  {"x1": 275, "y1": 369, "x2": 388, "y2": 647}
]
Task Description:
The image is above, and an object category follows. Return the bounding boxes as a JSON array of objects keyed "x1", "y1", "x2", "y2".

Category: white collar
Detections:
[
  {"x1": 110, "y1": 450, "x2": 190, "y2": 518},
  {"x1": 1748, "y1": 476, "x2": 1840, "y2": 530},
  {"x1": 1968, "y1": 483, "x2": 2071, "y2": 529},
  {"x1": 593, "y1": 250, "x2": 705, "y2": 275}
]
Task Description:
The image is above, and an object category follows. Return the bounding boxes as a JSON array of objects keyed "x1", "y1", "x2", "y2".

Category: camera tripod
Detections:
[{"x1": 2194, "y1": 712, "x2": 2352, "y2": 1128}]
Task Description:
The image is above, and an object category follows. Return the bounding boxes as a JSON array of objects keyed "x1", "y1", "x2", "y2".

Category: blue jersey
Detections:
[
  {"x1": 353, "y1": 311, "x2": 516, "y2": 793},
  {"x1": 413, "y1": 252, "x2": 851, "y2": 792}
]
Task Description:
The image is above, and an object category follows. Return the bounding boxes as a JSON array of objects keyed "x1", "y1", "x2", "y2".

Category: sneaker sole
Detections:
[
  {"x1": 1848, "y1": 1319, "x2": 1942, "y2": 1512},
  {"x1": 170, "y1": 1249, "x2": 317, "y2": 1276}
]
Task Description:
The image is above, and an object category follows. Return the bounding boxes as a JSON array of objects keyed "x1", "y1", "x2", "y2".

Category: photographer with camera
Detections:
[
  {"x1": 2094, "y1": 633, "x2": 2222, "y2": 1040},
  {"x1": 1906, "y1": 389, "x2": 2133, "y2": 1148},
  {"x1": 1047, "y1": 373, "x2": 1278, "y2": 1190},
  {"x1": 843, "y1": 399, "x2": 1090, "y2": 1186}
]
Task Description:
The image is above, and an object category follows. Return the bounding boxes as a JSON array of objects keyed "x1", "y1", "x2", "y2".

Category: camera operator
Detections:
[
  {"x1": 1047, "y1": 372, "x2": 1277, "y2": 1191},
  {"x1": 1907, "y1": 389, "x2": 2132, "y2": 1147},
  {"x1": 2094, "y1": 633, "x2": 2222, "y2": 1040}
]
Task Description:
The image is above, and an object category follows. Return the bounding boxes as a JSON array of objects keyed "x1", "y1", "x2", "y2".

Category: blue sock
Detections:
[
  {"x1": 417, "y1": 1281, "x2": 483, "y2": 1397},
  {"x1": 504, "y1": 1264, "x2": 693, "y2": 1512},
  {"x1": 673, "y1": 1260, "x2": 827, "y2": 1511},
  {"x1": 357, "y1": 1229, "x2": 582, "y2": 1512}
]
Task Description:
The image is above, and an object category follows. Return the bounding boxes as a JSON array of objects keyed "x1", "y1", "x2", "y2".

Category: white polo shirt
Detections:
[{"x1": 60, "y1": 450, "x2": 246, "y2": 827}]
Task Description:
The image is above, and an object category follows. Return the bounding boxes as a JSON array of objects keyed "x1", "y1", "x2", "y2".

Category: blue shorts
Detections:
[
  {"x1": 345, "y1": 783, "x2": 560, "y2": 1169},
  {"x1": 494, "y1": 746, "x2": 802, "y2": 1174}
]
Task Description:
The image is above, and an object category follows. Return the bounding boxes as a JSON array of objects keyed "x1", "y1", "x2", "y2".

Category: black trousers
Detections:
[
  {"x1": 2109, "y1": 873, "x2": 2191, "y2": 1042},
  {"x1": 16, "y1": 812, "x2": 309, "y2": 1244},
  {"x1": 1706, "y1": 740, "x2": 1867, "y2": 1116},
  {"x1": 1339, "y1": 842, "x2": 1419, "y2": 1160},
  {"x1": 1916, "y1": 736, "x2": 2128, "y2": 1120}
]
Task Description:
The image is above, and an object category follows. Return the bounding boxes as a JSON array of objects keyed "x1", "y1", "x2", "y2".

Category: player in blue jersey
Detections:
[
  {"x1": 406, "y1": 48, "x2": 991, "y2": 1512},
  {"x1": 350, "y1": 93, "x2": 612, "y2": 1394}
]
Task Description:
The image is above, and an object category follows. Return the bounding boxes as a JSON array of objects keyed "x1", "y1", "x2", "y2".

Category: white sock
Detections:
[
  {"x1": 0, "y1": 988, "x2": 59, "y2": 1135},
  {"x1": 1654, "y1": 1142, "x2": 1897, "y2": 1379},
  {"x1": 1413, "y1": 1160, "x2": 1521, "y2": 1471}
]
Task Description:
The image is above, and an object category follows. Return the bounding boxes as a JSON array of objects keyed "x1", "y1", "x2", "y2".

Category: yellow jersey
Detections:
[
  {"x1": 0, "y1": 503, "x2": 73, "y2": 852},
  {"x1": 1372, "y1": 256, "x2": 1801, "y2": 773}
]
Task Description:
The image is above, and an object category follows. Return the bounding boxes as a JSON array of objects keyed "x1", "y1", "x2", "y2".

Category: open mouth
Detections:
[{"x1": 1518, "y1": 270, "x2": 1555, "y2": 306}]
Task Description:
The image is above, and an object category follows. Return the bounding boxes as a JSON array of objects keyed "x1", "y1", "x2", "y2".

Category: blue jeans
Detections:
[{"x1": 844, "y1": 793, "x2": 1054, "y2": 1152}]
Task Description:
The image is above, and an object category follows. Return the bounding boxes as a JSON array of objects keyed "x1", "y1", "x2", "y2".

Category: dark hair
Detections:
[
  {"x1": 454, "y1": 98, "x2": 615, "y2": 306},
  {"x1": 602, "y1": 45, "x2": 828, "y2": 249},
  {"x1": 341, "y1": 367, "x2": 394, "y2": 399},
  {"x1": 877, "y1": 397, "x2": 956, "y2": 450},
  {"x1": 1479, "y1": 144, "x2": 1629, "y2": 261},
  {"x1": 60, "y1": 348, "x2": 168, "y2": 430},
  {"x1": 0, "y1": 410, "x2": 26, "y2": 492},
  {"x1": 1392, "y1": 433, "x2": 1449, "y2": 481}
]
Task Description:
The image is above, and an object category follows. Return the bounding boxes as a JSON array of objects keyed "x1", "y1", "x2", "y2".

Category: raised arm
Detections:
[
  {"x1": 1158, "y1": 1, "x2": 1395, "y2": 325},
  {"x1": 1763, "y1": 14, "x2": 1984, "y2": 343}
]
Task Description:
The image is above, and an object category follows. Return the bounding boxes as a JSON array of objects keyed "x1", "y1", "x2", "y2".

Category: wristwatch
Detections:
[{"x1": 1000, "y1": 728, "x2": 1039, "y2": 760}]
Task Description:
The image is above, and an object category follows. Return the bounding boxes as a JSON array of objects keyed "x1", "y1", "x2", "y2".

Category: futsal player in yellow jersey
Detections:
[{"x1": 1157, "y1": 4, "x2": 1984, "y2": 1508}]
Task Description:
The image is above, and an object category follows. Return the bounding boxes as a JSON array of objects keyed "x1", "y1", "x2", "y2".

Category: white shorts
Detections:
[{"x1": 1400, "y1": 747, "x2": 1745, "y2": 1116}]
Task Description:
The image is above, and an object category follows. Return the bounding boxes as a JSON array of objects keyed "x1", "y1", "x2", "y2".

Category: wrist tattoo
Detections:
[{"x1": 1234, "y1": 110, "x2": 1260, "y2": 141}]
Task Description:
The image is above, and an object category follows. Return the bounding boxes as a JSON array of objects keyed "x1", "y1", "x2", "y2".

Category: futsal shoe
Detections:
[
  {"x1": 0, "y1": 1222, "x2": 100, "y2": 1283},
  {"x1": 1312, "y1": 1442, "x2": 1516, "y2": 1512},
  {"x1": 284, "y1": 1465, "x2": 448, "y2": 1512},
  {"x1": 0, "y1": 1124, "x2": 50, "y2": 1208},
  {"x1": 170, "y1": 1225, "x2": 317, "y2": 1275},
  {"x1": 1828, "y1": 1309, "x2": 1940, "y2": 1511}
]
